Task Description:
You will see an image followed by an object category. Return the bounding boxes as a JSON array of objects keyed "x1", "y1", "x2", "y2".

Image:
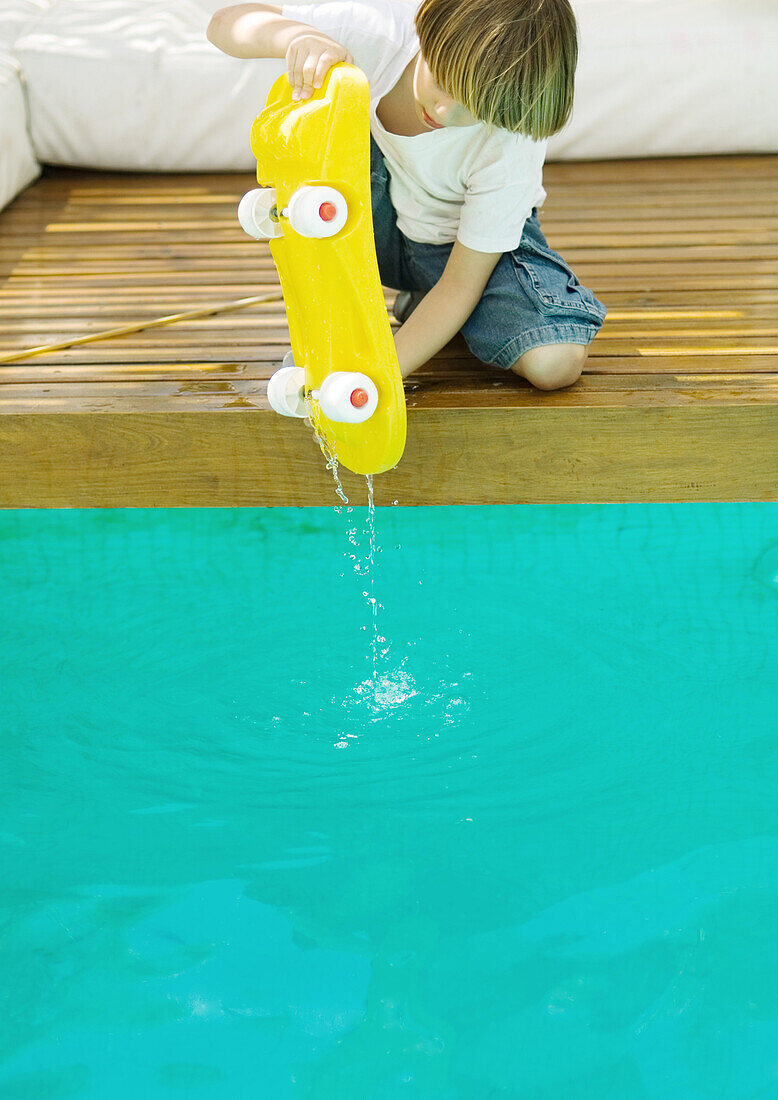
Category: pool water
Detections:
[{"x1": 1, "y1": 504, "x2": 777, "y2": 1099}]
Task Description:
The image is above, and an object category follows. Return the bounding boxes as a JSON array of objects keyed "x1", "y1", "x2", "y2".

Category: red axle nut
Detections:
[
  {"x1": 319, "y1": 201, "x2": 338, "y2": 222},
  {"x1": 350, "y1": 388, "x2": 369, "y2": 408}
]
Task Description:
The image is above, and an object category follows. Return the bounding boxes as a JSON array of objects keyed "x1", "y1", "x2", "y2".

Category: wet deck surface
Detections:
[{"x1": 1, "y1": 156, "x2": 776, "y2": 505}]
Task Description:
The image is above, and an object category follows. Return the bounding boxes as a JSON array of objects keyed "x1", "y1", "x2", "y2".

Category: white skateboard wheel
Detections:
[
  {"x1": 238, "y1": 188, "x2": 282, "y2": 240},
  {"x1": 315, "y1": 372, "x2": 378, "y2": 423},
  {"x1": 285, "y1": 186, "x2": 348, "y2": 238},
  {"x1": 267, "y1": 364, "x2": 307, "y2": 418}
]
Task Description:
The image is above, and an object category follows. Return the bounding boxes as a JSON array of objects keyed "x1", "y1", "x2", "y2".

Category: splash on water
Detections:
[
  {"x1": 333, "y1": 656, "x2": 474, "y2": 739},
  {"x1": 352, "y1": 662, "x2": 419, "y2": 712}
]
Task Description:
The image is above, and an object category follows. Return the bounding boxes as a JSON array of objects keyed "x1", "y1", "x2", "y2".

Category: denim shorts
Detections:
[{"x1": 370, "y1": 137, "x2": 607, "y2": 369}]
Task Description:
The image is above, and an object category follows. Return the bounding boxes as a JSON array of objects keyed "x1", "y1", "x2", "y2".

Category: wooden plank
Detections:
[
  {"x1": 0, "y1": 404, "x2": 774, "y2": 506},
  {"x1": 7, "y1": 244, "x2": 778, "y2": 265},
  {"x1": 3, "y1": 358, "x2": 778, "y2": 391},
  {"x1": 1, "y1": 374, "x2": 777, "y2": 411},
  {"x1": 5, "y1": 254, "x2": 778, "y2": 278},
  {"x1": 11, "y1": 323, "x2": 778, "y2": 346},
  {"x1": 18, "y1": 156, "x2": 775, "y2": 191},
  {"x1": 4, "y1": 348, "x2": 777, "y2": 373},
  {"x1": 545, "y1": 156, "x2": 778, "y2": 182},
  {"x1": 6, "y1": 314, "x2": 778, "y2": 338},
  {"x1": 3, "y1": 288, "x2": 776, "y2": 307}
]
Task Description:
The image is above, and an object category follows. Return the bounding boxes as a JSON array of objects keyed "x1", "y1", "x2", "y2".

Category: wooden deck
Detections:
[{"x1": 1, "y1": 155, "x2": 776, "y2": 506}]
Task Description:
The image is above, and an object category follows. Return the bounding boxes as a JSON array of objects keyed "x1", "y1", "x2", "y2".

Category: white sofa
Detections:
[
  {"x1": 549, "y1": 0, "x2": 778, "y2": 161},
  {"x1": 15, "y1": 0, "x2": 285, "y2": 172},
  {"x1": 2, "y1": 0, "x2": 778, "y2": 213},
  {"x1": 0, "y1": 1, "x2": 46, "y2": 212}
]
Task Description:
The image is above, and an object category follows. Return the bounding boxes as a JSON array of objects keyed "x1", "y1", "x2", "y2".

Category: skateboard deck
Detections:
[{"x1": 247, "y1": 63, "x2": 406, "y2": 477}]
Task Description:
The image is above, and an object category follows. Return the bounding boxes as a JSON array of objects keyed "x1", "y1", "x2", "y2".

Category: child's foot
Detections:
[{"x1": 392, "y1": 290, "x2": 425, "y2": 324}]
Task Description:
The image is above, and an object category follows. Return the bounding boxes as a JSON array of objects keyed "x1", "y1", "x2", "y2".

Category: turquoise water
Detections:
[{"x1": 1, "y1": 503, "x2": 777, "y2": 1099}]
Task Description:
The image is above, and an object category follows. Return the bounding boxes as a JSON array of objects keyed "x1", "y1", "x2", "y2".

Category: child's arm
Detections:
[
  {"x1": 393, "y1": 242, "x2": 502, "y2": 378},
  {"x1": 207, "y1": 3, "x2": 352, "y2": 99}
]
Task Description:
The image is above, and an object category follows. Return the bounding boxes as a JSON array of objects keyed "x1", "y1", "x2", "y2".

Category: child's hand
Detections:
[{"x1": 285, "y1": 32, "x2": 353, "y2": 101}]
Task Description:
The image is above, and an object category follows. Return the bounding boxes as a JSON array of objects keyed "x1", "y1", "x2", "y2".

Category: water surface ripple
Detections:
[{"x1": 1, "y1": 504, "x2": 777, "y2": 1098}]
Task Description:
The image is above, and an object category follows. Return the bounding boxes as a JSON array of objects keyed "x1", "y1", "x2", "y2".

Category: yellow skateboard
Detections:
[{"x1": 239, "y1": 63, "x2": 406, "y2": 477}]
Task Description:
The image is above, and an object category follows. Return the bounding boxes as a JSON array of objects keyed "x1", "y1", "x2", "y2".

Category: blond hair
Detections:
[{"x1": 415, "y1": 0, "x2": 578, "y2": 140}]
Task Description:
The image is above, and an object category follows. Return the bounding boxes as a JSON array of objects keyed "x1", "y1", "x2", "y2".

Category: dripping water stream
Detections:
[
  {"x1": 365, "y1": 474, "x2": 379, "y2": 683},
  {"x1": 305, "y1": 406, "x2": 384, "y2": 689},
  {"x1": 305, "y1": 399, "x2": 349, "y2": 504}
]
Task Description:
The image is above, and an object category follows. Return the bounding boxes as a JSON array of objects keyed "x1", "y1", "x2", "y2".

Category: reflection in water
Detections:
[{"x1": 0, "y1": 504, "x2": 777, "y2": 1098}]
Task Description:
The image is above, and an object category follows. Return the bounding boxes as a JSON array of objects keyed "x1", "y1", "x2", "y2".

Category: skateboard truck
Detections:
[
  {"x1": 239, "y1": 185, "x2": 348, "y2": 240},
  {"x1": 266, "y1": 352, "x2": 379, "y2": 423}
]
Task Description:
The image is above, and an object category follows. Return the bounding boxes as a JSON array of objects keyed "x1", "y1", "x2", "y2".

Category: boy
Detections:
[{"x1": 208, "y1": 0, "x2": 607, "y2": 389}]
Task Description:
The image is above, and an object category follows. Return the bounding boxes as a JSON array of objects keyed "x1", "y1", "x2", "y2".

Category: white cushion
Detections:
[
  {"x1": 0, "y1": 0, "x2": 49, "y2": 50},
  {"x1": 16, "y1": 0, "x2": 285, "y2": 171},
  {"x1": 0, "y1": 2, "x2": 46, "y2": 212},
  {"x1": 548, "y1": 0, "x2": 778, "y2": 160},
  {"x1": 0, "y1": 53, "x2": 40, "y2": 213}
]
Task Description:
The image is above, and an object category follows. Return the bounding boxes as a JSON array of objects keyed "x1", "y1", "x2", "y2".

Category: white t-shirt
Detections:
[{"x1": 281, "y1": 0, "x2": 547, "y2": 252}]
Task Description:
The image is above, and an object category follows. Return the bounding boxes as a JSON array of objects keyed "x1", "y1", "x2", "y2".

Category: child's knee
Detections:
[{"x1": 510, "y1": 343, "x2": 588, "y2": 390}]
